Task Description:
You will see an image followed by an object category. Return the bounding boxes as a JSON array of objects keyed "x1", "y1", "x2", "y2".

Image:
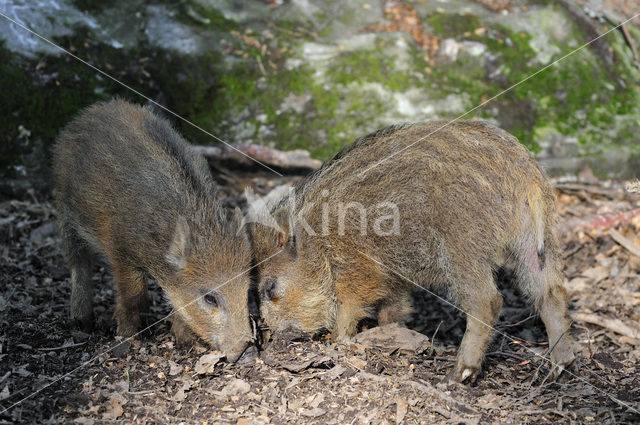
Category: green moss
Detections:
[
  {"x1": 209, "y1": 62, "x2": 336, "y2": 158},
  {"x1": 482, "y1": 27, "x2": 536, "y2": 79},
  {"x1": 518, "y1": 41, "x2": 637, "y2": 150},
  {"x1": 326, "y1": 48, "x2": 414, "y2": 91},
  {"x1": 0, "y1": 39, "x2": 107, "y2": 175},
  {"x1": 418, "y1": 13, "x2": 639, "y2": 153},
  {"x1": 6, "y1": 3, "x2": 638, "y2": 177},
  {"x1": 425, "y1": 13, "x2": 481, "y2": 38},
  {"x1": 0, "y1": 23, "x2": 231, "y2": 175},
  {"x1": 207, "y1": 52, "x2": 394, "y2": 160}
]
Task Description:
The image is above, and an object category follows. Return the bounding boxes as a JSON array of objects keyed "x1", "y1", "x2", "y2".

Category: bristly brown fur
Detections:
[
  {"x1": 252, "y1": 120, "x2": 575, "y2": 382},
  {"x1": 53, "y1": 99, "x2": 253, "y2": 362}
]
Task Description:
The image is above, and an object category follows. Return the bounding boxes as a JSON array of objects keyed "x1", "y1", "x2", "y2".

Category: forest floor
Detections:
[{"x1": 0, "y1": 168, "x2": 639, "y2": 425}]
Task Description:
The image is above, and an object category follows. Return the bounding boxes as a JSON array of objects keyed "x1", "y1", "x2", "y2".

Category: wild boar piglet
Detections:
[
  {"x1": 54, "y1": 99, "x2": 254, "y2": 362},
  {"x1": 252, "y1": 121, "x2": 575, "y2": 382}
]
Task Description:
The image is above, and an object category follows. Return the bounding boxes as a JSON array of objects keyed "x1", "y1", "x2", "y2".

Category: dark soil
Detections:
[{"x1": 0, "y1": 171, "x2": 639, "y2": 424}]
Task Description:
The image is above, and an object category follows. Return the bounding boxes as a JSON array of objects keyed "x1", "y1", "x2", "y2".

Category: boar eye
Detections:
[{"x1": 203, "y1": 294, "x2": 218, "y2": 307}]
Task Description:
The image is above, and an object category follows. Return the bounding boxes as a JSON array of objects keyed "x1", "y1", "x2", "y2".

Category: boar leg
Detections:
[
  {"x1": 452, "y1": 274, "x2": 503, "y2": 383},
  {"x1": 170, "y1": 313, "x2": 199, "y2": 346},
  {"x1": 333, "y1": 298, "x2": 367, "y2": 341},
  {"x1": 113, "y1": 265, "x2": 148, "y2": 337},
  {"x1": 377, "y1": 292, "x2": 412, "y2": 326},
  {"x1": 66, "y1": 239, "x2": 94, "y2": 332},
  {"x1": 512, "y1": 234, "x2": 575, "y2": 376},
  {"x1": 538, "y1": 276, "x2": 575, "y2": 377},
  {"x1": 59, "y1": 220, "x2": 94, "y2": 331}
]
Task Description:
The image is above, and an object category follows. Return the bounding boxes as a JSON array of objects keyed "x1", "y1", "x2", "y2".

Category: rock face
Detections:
[{"x1": 1, "y1": 0, "x2": 639, "y2": 178}]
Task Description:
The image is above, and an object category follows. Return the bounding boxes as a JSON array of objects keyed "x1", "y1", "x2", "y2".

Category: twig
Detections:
[
  {"x1": 256, "y1": 55, "x2": 267, "y2": 77},
  {"x1": 427, "y1": 321, "x2": 442, "y2": 357},
  {"x1": 127, "y1": 390, "x2": 155, "y2": 395},
  {"x1": 563, "y1": 243, "x2": 583, "y2": 259},
  {"x1": 500, "y1": 313, "x2": 536, "y2": 328},
  {"x1": 517, "y1": 408, "x2": 567, "y2": 418},
  {"x1": 37, "y1": 341, "x2": 87, "y2": 352},
  {"x1": 555, "y1": 183, "x2": 621, "y2": 197},
  {"x1": 0, "y1": 372, "x2": 10, "y2": 386},
  {"x1": 193, "y1": 143, "x2": 321, "y2": 170},
  {"x1": 249, "y1": 402, "x2": 275, "y2": 414},
  {"x1": 620, "y1": 23, "x2": 640, "y2": 70},
  {"x1": 485, "y1": 351, "x2": 529, "y2": 362},
  {"x1": 573, "y1": 312, "x2": 640, "y2": 340},
  {"x1": 608, "y1": 228, "x2": 640, "y2": 258}
]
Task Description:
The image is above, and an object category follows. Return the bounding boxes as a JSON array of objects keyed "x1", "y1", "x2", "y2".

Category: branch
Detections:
[
  {"x1": 193, "y1": 143, "x2": 322, "y2": 170},
  {"x1": 608, "y1": 228, "x2": 640, "y2": 257},
  {"x1": 557, "y1": 208, "x2": 640, "y2": 234},
  {"x1": 573, "y1": 312, "x2": 640, "y2": 340}
]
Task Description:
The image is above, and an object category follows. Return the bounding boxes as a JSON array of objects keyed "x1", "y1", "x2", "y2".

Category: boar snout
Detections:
[
  {"x1": 224, "y1": 339, "x2": 255, "y2": 363},
  {"x1": 262, "y1": 276, "x2": 284, "y2": 302}
]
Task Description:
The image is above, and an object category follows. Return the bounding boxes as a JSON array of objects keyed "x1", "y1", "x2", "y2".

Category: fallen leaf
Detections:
[
  {"x1": 566, "y1": 277, "x2": 589, "y2": 294},
  {"x1": 396, "y1": 398, "x2": 408, "y2": 424},
  {"x1": 581, "y1": 266, "x2": 609, "y2": 284},
  {"x1": 172, "y1": 381, "x2": 191, "y2": 402},
  {"x1": 15, "y1": 365, "x2": 32, "y2": 377},
  {"x1": 300, "y1": 407, "x2": 326, "y2": 417},
  {"x1": 195, "y1": 352, "x2": 223, "y2": 375},
  {"x1": 112, "y1": 380, "x2": 129, "y2": 394},
  {"x1": 222, "y1": 378, "x2": 251, "y2": 396},
  {"x1": 168, "y1": 360, "x2": 182, "y2": 376},
  {"x1": 323, "y1": 365, "x2": 346, "y2": 380},
  {"x1": 354, "y1": 323, "x2": 430, "y2": 353},
  {"x1": 308, "y1": 392, "x2": 325, "y2": 409},
  {"x1": 346, "y1": 356, "x2": 367, "y2": 371},
  {"x1": 0, "y1": 385, "x2": 10, "y2": 401},
  {"x1": 111, "y1": 339, "x2": 130, "y2": 358},
  {"x1": 102, "y1": 396, "x2": 123, "y2": 420},
  {"x1": 262, "y1": 353, "x2": 333, "y2": 372}
]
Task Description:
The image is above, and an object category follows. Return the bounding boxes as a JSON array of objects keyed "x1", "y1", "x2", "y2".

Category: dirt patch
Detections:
[{"x1": 1, "y1": 173, "x2": 639, "y2": 424}]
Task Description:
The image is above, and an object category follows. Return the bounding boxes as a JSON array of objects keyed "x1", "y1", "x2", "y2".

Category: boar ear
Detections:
[
  {"x1": 233, "y1": 206, "x2": 251, "y2": 243},
  {"x1": 233, "y1": 206, "x2": 244, "y2": 226},
  {"x1": 243, "y1": 187, "x2": 260, "y2": 205},
  {"x1": 276, "y1": 230, "x2": 297, "y2": 255},
  {"x1": 167, "y1": 216, "x2": 190, "y2": 270}
]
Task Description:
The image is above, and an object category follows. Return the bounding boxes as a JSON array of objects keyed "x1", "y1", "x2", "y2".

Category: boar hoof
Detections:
[
  {"x1": 71, "y1": 315, "x2": 94, "y2": 333},
  {"x1": 549, "y1": 349, "x2": 576, "y2": 379},
  {"x1": 449, "y1": 364, "x2": 481, "y2": 384}
]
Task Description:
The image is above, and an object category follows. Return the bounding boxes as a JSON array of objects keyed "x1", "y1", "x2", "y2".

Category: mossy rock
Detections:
[{"x1": 2, "y1": 0, "x2": 639, "y2": 179}]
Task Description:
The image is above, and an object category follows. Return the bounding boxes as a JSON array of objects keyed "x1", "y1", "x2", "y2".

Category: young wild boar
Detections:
[
  {"x1": 53, "y1": 99, "x2": 254, "y2": 362},
  {"x1": 251, "y1": 121, "x2": 575, "y2": 382}
]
